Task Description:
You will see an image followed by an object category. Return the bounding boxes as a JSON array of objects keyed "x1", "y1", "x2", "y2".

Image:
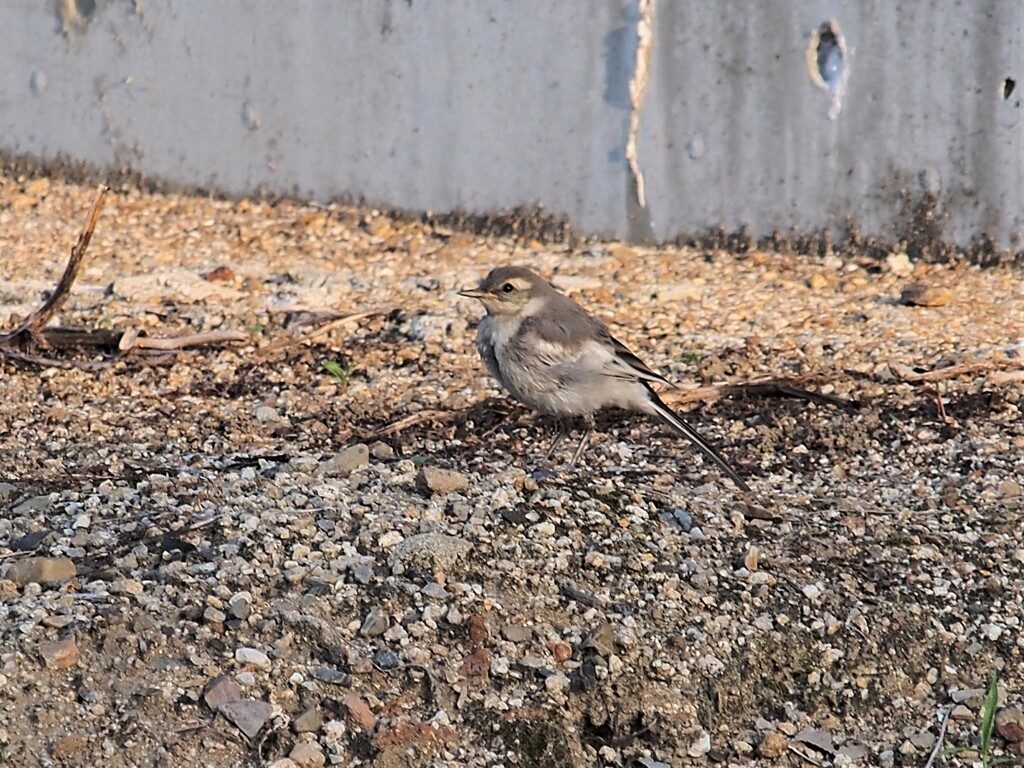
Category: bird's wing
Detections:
[{"x1": 604, "y1": 334, "x2": 674, "y2": 387}]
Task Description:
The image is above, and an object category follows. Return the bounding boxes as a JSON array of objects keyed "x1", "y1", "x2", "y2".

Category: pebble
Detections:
[
  {"x1": 544, "y1": 673, "x2": 570, "y2": 694},
  {"x1": 341, "y1": 694, "x2": 377, "y2": 729},
  {"x1": 416, "y1": 466, "x2": 469, "y2": 495},
  {"x1": 229, "y1": 592, "x2": 252, "y2": 620},
  {"x1": 997, "y1": 479, "x2": 1022, "y2": 499},
  {"x1": 360, "y1": 607, "x2": 389, "y2": 637},
  {"x1": 687, "y1": 728, "x2": 712, "y2": 757},
  {"x1": 235, "y1": 647, "x2": 271, "y2": 669},
  {"x1": 899, "y1": 283, "x2": 955, "y2": 307},
  {"x1": 996, "y1": 706, "x2": 1024, "y2": 743},
  {"x1": 6, "y1": 556, "x2": 77, "y2": 586},
  {"x1": 370, "y1": 441, "x2": 394, "y2": 459},
  {"x1": 501, "y1": 625, "x2": 532, "y2": 643},
  {"x1": 886, "y1": 252, "x2": 914, "y2": 276},
  {"x1": 320, "y1": 444, "x2": 369, "y2": 476},
  {"x1": 254, "y1": 405, "x2": 280, "y2": 423},
  {"x1": 289, "y1": 740, "x2": 326, "y2": 768},
  {"x1": 292, "y1": 707, "x2": 324, "y2": 734},
  {"x1": 0, "y1": 482, "x2": 16, "y2": 501},
  {"x1": 220, "y1": 699, "x2": 273, "y2": 739},
  {"x1": 950, "y1": 704, "x2": 974, "y2": 721},
  {"x1": 204, "y1": 675, "x2": 242, "y2": 710},
  {"x1": 758, "y1": 730, "x2": 788, "y2": 758},
  {"x1": 308, "y1": 666, "x2": 350, "y2": 686},
  {"x1": 372, "y1": 649, "x2": 401, "y2": 670},
  {"x1": 13, "y1": 495, "x2": 53, "y2": 514},
  {"x1": 38, "y1": 636, "x2": 80, "y2": 669},
  {"x1": 391, "y1": 532, "x2": 472, "y2": 574}
]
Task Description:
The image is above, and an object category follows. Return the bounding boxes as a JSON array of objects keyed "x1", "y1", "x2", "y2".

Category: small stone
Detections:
[
  {"x1": 236, "y1": 672, "x2": 256, "y2": 686},
  {"x1": 266, "y1": 760, "x2": 299, "y2": 768},
  {"x1": 997, "y1": 479, "x2": 1022, "y2": 499},
  {"x1": 229, "y1": 592, "x2": 252, "y2": 620},
  {"x1": 758, "y1": 730, "x2": 788, "y2": 758},
  {"x1": 220, "y1": 699, "x2": 273, "y2": 739},
  {"x1": 292, "y1": 707, "x2": 324, "y2": 734},
  {"x1": 416, "y1": 466, "x2": 469, "y2": 495},
  {"x1": 204, "y1": 606, "x2": 227, "y2": 624},
  {"x1": 50, "y1": 734, "x2": 87, "y2": 760},
  {"x1": 289, "y1": 740, "x2": 326, "y2": 768},
  {"x1": 0, "y1": 482, "x2": 16, "y2": 500},
  {"x1": 254, "y1": 405, "x2": 280, "y2": 423},
  {"x1": 544, "y1": 673, "x2": 570, "y2": 694},
  {"x1": 39, "y1": 636, "x2": 80, "y2": 669},
  {"x1": 235, "y1": 647, "x2": 271, "y2": 669},
  {"x1": 886, "y1": 252, "x2": 914, "y2": 276},
  {"x1": 950, "y1": 704, "x2": 974, "y2": 721},
  {"x1": 307, "y1": 666, "x2": 350, "y2": 686},
  {"x1": 808, "y1": 273, "x2": 829, "y2": 290},
  {"x1": 996, "y1": 706, "x2": 1024, "y2": 743},
  {"x1": 341, "y1": 694, "x2": 377, "y2": 730},
  {"x1": 111, "y1": 578, "x2": 143, "y2": 596},
  {"x1": 320, "y1": 444, "x2": 369, "y2": 476},
  {"x1": 802, "y1": 583, "x2": 822, "y2": 600},
  {"x1": 744, "y1": 546, "x2": 760, "y2": 571},
  {"x1": 359, "y1": 607, "x2": 389, "y2": 637},
  {"x1": 899, "y1": 283, "x2": 955, "y2": 307},
  {"x1": 391, "y1": 533, "x2": 472, "y2": 574},
  {"x1": 582, "y1": 622, "x2": 615, "y2": 657},
  {"x1": 13, "y1": 495, "x2": 52, "y2": 514},
  {"x1": 687, "y1": 728, "x2": 711, "y2": 757},
  {"x1": 6, "y1": 556, "x2": 76, "y2": 586},
  {"x1": 372, "y1": 649, "x2": 401, "y2": 670},
  {"x1": 421, "y1": 582, "x2": 449, "y2": 599},
  {"x1": 370, "y1": 442, "x2": 394, "y2": 459},
  {"x1": 501, "y1": 625, "x2": 532, "y2": 643},
  {"x1": 71, "y1": 514, "x2": 91, "y2": 529},
  {"x1": 548, "y1": 641, "x2": 572, "y2": 662},
  {"x1": 204, "y1": 675, "x2": 243, "y2": 710}
]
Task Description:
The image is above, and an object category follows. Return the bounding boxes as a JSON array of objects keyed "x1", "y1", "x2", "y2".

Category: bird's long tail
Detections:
[{"x1": 645, "y1": 386, "x2": 751, "y2": 492}]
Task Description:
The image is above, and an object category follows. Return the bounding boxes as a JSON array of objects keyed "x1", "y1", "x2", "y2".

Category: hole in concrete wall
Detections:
[
  {"x1": 1003, "y1": 77, "x2": 1016, "y2": 100},
  {"x1": 807, "y1": 20, "x2": 846, "y2": 91}
]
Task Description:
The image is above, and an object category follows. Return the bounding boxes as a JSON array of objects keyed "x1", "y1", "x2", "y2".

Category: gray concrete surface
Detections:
[{"x1": 2, "y1": 1, "x2": 1021, "y2": 250}]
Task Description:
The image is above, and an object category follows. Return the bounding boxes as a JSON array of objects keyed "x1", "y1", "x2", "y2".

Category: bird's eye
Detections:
[{"x1": 501, "y1": 283, "x2": 515, "y2": 293}]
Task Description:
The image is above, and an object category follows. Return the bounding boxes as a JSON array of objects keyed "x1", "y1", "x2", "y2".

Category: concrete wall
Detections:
[{"x1": 2, "y1": 0, "x2": 1021, "y2": 251}]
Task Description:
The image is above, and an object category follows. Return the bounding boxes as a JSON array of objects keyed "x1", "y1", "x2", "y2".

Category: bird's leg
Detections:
[
  {"x1": 567, "y1": 415, "x2": 595, "y2": 469},
  {"x1": 544, "y1": 418, "x2": 569, "y2": 460}
]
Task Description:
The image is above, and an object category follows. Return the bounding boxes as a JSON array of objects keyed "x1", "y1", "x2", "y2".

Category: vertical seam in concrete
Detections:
[{"x1": 626, "y1": 0, "x2": 653, "y2": 209}]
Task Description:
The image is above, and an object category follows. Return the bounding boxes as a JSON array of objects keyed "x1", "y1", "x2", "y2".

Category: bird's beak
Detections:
[{"x1": 457, "y1": 287, "x2": 489, "y2": 299}]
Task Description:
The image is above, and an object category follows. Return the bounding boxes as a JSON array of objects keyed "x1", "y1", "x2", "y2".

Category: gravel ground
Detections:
[{"x1": 0, "y1": 174, "x2": 1023, "y2": 768}]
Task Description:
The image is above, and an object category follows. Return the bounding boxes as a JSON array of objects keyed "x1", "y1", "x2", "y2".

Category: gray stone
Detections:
[
  {"x1": 416, "y1": 466, "x2": 469, "y2": 495},
  {"x1": 501, "y1": 625, "x2": 533, "y2": 643},
  {"x1": 254, "y1": 405, "x2": 280, "y2": 423},
  {"x1": 6, "y1": 556, "x2": 76, "y2": 586},
  {"x1": 292, "y1": 707, "x2": 324, "y2": 734},
  {"x1": 359, "y1": 607, "x2": 389, "y2": 637},
  {"x1": 391, "y1": 533, "x2": 471, "y2": 574},
  {"x1": 0, "y1": 483, "x2": 17, "y2": 501},
  {"x1": 204, "y1": 674, "x2": 243, "y2": 710},
  {"x1": 320, "y1": 444, "x2": 369, "y2": 477},
  {"x1": 235, "y1": 647, "x2": 271, "y2": 669},
  {"x1": 289, "y1": 740, "x2": 326, "y2": 768},
  {"x1": 220, "y1": 699, "x2": 273, "y2": 739},
  {"x1": 13, "y1": 495, "x2": 53, "y2": 515}
]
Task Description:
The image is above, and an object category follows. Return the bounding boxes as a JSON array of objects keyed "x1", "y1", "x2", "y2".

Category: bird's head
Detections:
[{"x1": 458, "y1": 266, "x2": 550, "y2": 317}]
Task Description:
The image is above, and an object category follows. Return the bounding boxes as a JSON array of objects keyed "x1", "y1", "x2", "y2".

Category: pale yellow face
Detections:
[{"x1": 459, "y1": 273, "x2": 537, "y2": 316}]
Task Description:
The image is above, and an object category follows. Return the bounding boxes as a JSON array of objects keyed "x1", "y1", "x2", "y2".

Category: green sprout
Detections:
[{"x1": 323, "y1": 359, "x2": 357, "y2": 386}]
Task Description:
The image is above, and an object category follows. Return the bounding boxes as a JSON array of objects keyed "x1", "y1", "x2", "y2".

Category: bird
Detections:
[{"x1": 458, "y1": 266, "x2": 750, "y2": 491}]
